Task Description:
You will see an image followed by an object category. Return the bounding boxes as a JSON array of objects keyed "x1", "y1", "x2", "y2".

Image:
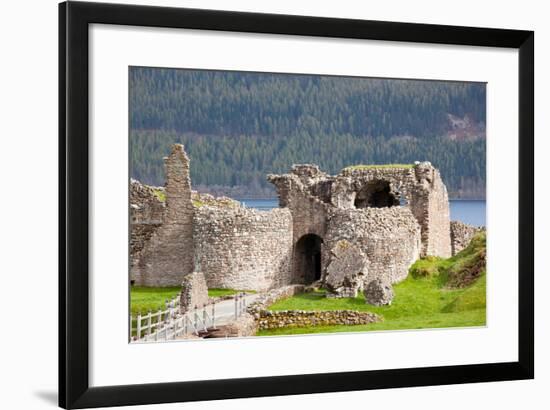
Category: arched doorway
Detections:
[{"x1": 293, "y1": 234, "x2": 323, "y2": 284}]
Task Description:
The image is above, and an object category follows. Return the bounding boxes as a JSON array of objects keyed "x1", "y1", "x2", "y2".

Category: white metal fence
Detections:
[{"x1": 130, "y1": 292, "x2": 249, "y2": 342}]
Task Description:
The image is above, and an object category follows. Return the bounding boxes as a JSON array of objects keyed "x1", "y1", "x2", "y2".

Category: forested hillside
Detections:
[{"x1": 130, "y1": 67, "x2": 486, "y2": 198}]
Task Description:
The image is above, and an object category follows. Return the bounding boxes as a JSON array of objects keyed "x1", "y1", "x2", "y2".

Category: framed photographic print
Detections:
[{"x1": 59, "y1": 1, "x2": 534, "y2": 408}]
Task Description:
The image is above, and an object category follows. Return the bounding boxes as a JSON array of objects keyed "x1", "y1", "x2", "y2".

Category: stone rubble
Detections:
[{"x1": 324, "y1": 240, "x2": 368, "y2": 298}]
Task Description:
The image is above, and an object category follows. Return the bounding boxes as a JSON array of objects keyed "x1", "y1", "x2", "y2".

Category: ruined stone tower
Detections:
[
  {"x1": 268, "y1": 162, "x2": 452, "y2": 290},
  {"x1": 130, "y1": 144, "x2": 195, "y2": 286}
]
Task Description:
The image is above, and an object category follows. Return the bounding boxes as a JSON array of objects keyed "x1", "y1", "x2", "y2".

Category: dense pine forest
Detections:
[{"x1": 130, "y1": 67, "x2": 486, "y2": 198}]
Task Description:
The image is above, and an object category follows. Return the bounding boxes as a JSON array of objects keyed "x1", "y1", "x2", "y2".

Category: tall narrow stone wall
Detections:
[
  {"x1": 193, "y1": 207, "x2": 293, "y2": 291},
  {"x1": 410, "y1": 164, "x2": 452, "y2": 257},
  {"x1": 132, "y1": 145, "x2": 195, "y2": 286}
]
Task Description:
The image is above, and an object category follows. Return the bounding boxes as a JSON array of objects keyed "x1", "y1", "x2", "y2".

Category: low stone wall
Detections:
[
  {"x1": 246, "y1": 284, "x2": 380, "y2": 332},
  {"x1": 206, "y1": 286, "x2": 303, "y2": 338},
  {"x1": 450, "y1": 221, "x2": 484, "y2": 255},
  {"x1": 257, "y1": 310, "x2": 380, "y2": 330}
]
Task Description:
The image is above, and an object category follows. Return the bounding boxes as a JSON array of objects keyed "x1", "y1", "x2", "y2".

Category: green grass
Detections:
[
  {"x1": 257, "y1": 309, "x2": 485, "y2": 335},
  {"x1": 208, "y1": 288, "x2": 256, "y2": 297},
  {"x1": 130, "y1": 286, "x2": 255, "y2": 338},
  {"x1": 258, "y1": 233, "x2": 487, "y2": 336},
  {"x1": 130, "y1": 286, "x2": 181, "y2": 316},
  {"x1": 259, "y1": 277, "x2": 485, "y2": 336},
  {"x1": 344, "y1": 164, "x2": 414, "y2": 171},
  {"x1": 130, "y1": 286, "x2": 257, "y2": 315},
  {"x1": 442, "y1": 273, "x2": 486, "y2": 313},
  {"x1": 130, "y1": 286, "x2": 180, "y2": 337}
]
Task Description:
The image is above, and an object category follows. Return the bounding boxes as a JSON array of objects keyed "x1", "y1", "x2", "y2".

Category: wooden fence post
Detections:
[
  {"x1": 136, "y1": 312, "x2": 142, "y2": 340},
  {"x1": 194, "y1": 305, "x2": 198, "y2": 332},
  {"x1": 212, "y1": 303, "x2": 215, "y2": 328}
]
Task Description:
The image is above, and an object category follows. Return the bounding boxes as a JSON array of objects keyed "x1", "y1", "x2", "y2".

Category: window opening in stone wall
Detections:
[{"x1": 354, "y1": 180, "x2": 400, "y2": 208}]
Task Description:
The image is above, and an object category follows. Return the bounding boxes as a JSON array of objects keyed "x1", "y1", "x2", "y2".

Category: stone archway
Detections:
[{"x1": 293, "y1": 234, "x2": 323, "y2": 284}]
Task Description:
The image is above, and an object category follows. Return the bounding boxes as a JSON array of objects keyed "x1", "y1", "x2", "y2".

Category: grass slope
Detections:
[{"x1": 258, "y1": 232, "x2": 486, "y2": 336}]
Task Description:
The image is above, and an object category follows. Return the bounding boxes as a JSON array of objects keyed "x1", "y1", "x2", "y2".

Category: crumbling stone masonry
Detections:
[
  {"x1": 324, "y1": 240, "x2": 368, "y2": 298},
  {"x1": 267, "y1": 162, "x2": 449, "y2": 295},
  {"x1": 130, "y1": 144, "x2": 293, "y2": 290},
  {"x1": 129, "y1": 179, "x2": 165, "y2": 278},
  {"x1": 256, "y1": 310, "x2": 380, "y2": 330},
  {"x1": 130, "y1": 145, "x2": 195, "y2": 286},
  {"x1": 130, "y1": 144, "x2": 473, "y2": 295},
  {"x1": 180, "y1": 271, "x2": 209, "y2": 312},
  {"x1": 325, "y1": 207, "x2": 422, "y2": 287},
  {"x1": 450, "y1": 220, "x2": 485, "y2": 255},
  {"x1": 193, "y1": 206, "x2": 293, "y2": 291}
]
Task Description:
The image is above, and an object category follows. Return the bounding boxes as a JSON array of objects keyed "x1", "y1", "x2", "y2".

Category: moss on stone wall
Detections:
[{"x1": 343, "y1": 164, "x2": 414, "y2": 171}]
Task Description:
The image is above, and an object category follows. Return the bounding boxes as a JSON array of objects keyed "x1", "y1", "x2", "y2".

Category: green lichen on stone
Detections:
[{"x1": 152, "y1": 188, "x2": 166, "y2": 202}]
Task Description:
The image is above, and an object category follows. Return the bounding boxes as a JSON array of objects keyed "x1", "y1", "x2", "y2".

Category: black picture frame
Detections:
[{"x1": 59, "y1": 1, "x2": 534, "y2": 408}]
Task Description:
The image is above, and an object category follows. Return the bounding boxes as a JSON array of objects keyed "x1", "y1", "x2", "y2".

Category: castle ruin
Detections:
[{"x1": 131, "y1": 144, "x2": 475, "y2": 296}]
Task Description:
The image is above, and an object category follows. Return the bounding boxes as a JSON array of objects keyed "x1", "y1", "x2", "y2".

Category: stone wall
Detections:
[
  {"x1": 193, "y1": 207, "x2": 293, "y2": 291},
  {"x1": 256, "y1": 310, "x2": 380, "y2": 330},
  {"x1": 336, "y1": 163, "x2": 451, "y2": 258},
  {"x1": 326, "y1": 207, "x2": 422, "y2": 284},
  {"x1": 131, "y1": 145, "x2": 195, "y2": 286},
  {"x1": 416, "y1": 165, "x2": 452, "y2": 257},
  {"x1": 268, "y1": 165, "x2": 330, "y2": 284},
  {"x1": 450, "y1": 221, "x2": 484, "y2": 255},
  {"x1": 129, "y1": 179, "x2": 165, "y2": 283},
  {"x1": 130, "y1": 179, "x2": 165, "y2": 224}
]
